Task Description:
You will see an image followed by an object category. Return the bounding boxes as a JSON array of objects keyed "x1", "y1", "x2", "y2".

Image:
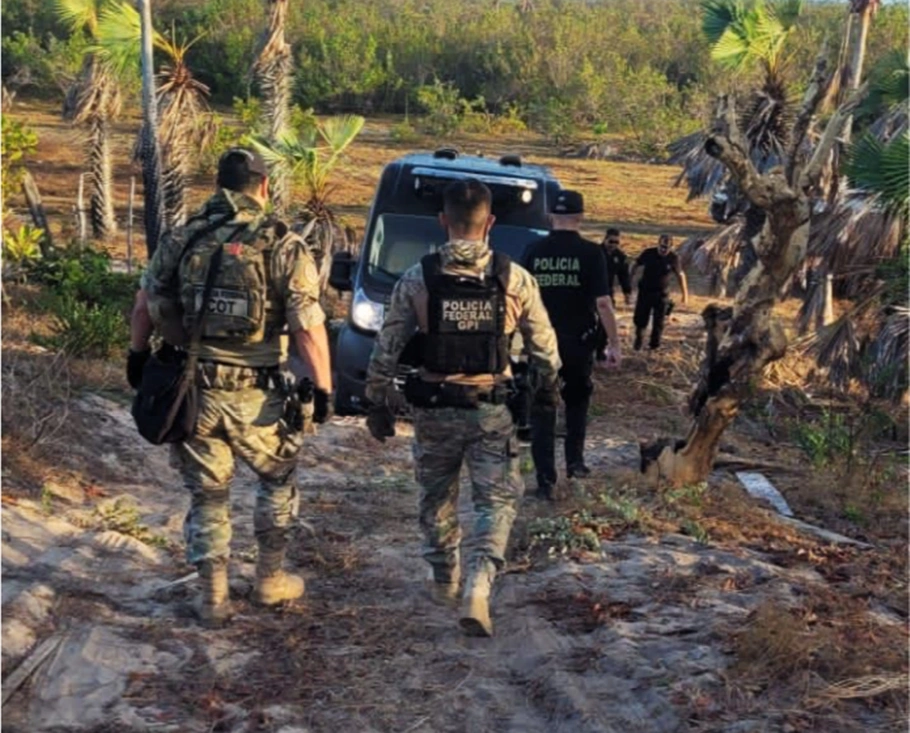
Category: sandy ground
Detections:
[{"x1": 2, "y1": 311, "x2": 905, "y2": 732}]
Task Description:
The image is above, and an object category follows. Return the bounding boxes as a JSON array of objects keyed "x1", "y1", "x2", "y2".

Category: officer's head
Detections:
[
  {"x1": 658, "y1": 234, "x2": 672, "y2": 256},
  {"x1": 439, "y1": 179, "x2": 495, "y2": 241},
  {"x1": 549, "y1": 190, "x2": 584, "y2": 231},
  {"x1": 217, "y1": 148, "x2": 270, "y2": 205},
  {"x1": 603, "y1": 227, "x2": 621, "y2": 250}
]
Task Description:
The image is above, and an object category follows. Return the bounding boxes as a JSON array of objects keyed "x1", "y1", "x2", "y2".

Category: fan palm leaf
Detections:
[{"x1": 845, "y1": 132, "x2": 910, "y2": 215}]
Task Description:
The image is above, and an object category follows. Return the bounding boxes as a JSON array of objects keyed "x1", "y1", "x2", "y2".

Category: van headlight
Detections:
[{"x1": 351, "y1": 288, "x2": 385, "y2": 332}]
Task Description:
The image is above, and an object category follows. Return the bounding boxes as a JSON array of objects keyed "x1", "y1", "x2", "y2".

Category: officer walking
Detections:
[
  {"x1": 364, "y1": 179, "x2": 561, "y2": 638},
  {"x1": 601, "y1": 227, "x2": 632, "y2": 307},
  {"x1": 128, "y1": 148, "x2": 333, "y2": 627},
  {"x1": 525, "y1": 191, "x2": 621, "y2": 499},
  {"x1": 630, "y1": 233, "x2": 689, "y2": 351},
  {"x1": 594, "y1": 227, "x2": 632, "y2": 361}
]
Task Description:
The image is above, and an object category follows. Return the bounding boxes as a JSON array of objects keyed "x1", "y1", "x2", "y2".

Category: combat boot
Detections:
[
  {"x1": 254, "y1": 546, "x2": 305, "y2": 606},
  {"x1": 459, "y1": 558, "x2": 496, "y2": 638},
  {"x1": 197, "y1": 559, "x2": 232, "y2": 628},
  {"x1": 426, "y1": 561, "x2": 461, "y2": 606}
]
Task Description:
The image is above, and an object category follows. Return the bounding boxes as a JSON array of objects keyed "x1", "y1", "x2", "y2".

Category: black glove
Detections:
[
  {"x1": 533, "y1": 382, "x2": 559, "y2": 410},
  {"x1": 313, "y1": 388, "x2": 333, "y2": 424},
  {"x1": 366, "y1": 405, "x2": 395, "y2": 442},
  {"x1": 127, "y1": 348, "x2": 150, "y2": 390}
]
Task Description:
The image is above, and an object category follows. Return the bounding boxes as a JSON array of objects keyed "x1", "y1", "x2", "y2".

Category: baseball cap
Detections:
[
  {"x1": 552, "y1": 190, "x2": 584, "y2": 215},
  {"x1": 218, "y1": 147, "x2": 269, "y2": 179}
]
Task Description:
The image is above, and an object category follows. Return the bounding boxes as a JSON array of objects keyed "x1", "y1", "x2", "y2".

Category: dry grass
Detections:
[
  {"x1": 1, "y1": 284, "x2": 131, "y2": 498},
  {"x1": 729, "y1": 591, "x2": 907, "y2": 712},
  {"x1": 4, "y1": 99, "x2": 714, "y2": 267}
]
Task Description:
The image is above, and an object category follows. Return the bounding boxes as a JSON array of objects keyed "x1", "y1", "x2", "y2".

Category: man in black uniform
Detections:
[
  {"x1": 594, "y1": 227, "x2": 632, "y2": 361},
  {"x1": 525, "y1": 190, "x2": 621, "y2": 499},
  {"x1": 601, "y1": 227, "x2": 632, "y2": 306},
  {"x1": 630, "y1": 234, "x2": 688, "y2": 351}
]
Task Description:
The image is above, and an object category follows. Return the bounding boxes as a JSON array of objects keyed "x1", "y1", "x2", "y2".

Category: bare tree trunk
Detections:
[
  {"x1": 76, "y1": 172, "x2": 87, "y2": 248},
  {"x1": 138, "y1": 0, "x2": 164, "y2": 257},
  {"x1": 640, "y1": 55, "x2": 868, "y2": 486},
  {"x1": 254, "y1": 0, "x2": 293, "y2": 215},
  {"x1": 844, "y1": 2, "x2": 873, "y2": 145},
  {"x1": 89, "y1": 113, "x2": 116, "y2": 240}
]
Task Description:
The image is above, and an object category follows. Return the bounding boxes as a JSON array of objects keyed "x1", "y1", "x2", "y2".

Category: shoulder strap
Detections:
[
  {"x1": 420, "y1": 252, "x2": 442, "y2": 290},
  {"x1": 492, "y1": 251, "x2": 511, "y2": 292},
  {"x1": 177, "y1": 213, "x2": 236, "y2": 266}
]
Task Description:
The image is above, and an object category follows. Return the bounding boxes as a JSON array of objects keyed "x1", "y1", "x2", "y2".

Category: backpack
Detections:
[{"x1": 178, "y1": 214, "x2": 278, "y2": 344}]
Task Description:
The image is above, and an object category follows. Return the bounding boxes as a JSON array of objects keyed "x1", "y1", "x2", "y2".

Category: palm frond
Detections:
[
  {"x1": 815, "y1": 315, "x2": 862, "y2": 389},
  {"x1": 54, "y1": 0, "x2": 98, "y2": 37},
  {"x1": 700, "y1": 0, "x2": 743, "y2": 46},
  {"x1": 711, "y1": 27, "x2": 751, "y2": 69},
  {"x1": 845, "y1": 131, "x2": 910, "y2": 214},
  {"x1": 768, "y1": 0, "x2": 803, "y2": 31},
  {"x1": 319, "y1": 115, "x2": 366, "y2": 154},
  {"x1": 867, "y1": 306, "x2": 910, "y2": 400}
]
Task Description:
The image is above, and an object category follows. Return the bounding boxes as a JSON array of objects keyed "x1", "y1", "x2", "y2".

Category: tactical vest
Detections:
[
  {"x1": 421, "y1": 251, "x2": 511, "y2": 375},
  {"x1": 178, "y1": 216, "x2": 284, "y2": 344}
]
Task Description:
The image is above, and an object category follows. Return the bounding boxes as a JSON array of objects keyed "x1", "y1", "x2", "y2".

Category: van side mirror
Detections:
[{"x1": 329, "y1": 251, "x2": 355, "y2": 292}]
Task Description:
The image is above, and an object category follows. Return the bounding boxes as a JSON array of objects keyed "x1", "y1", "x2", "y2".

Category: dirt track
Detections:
[{"x1": 2, "y1": 334, "x2": 906, "y2": 732}]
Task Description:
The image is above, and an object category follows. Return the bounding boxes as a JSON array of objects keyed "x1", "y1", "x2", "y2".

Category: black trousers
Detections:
[
  {"x1": 634, "y1": 290, "x2": 668, "y2": 348},
  {"x1": 530, "y1": 346, "x2": 594, "y2": 488}
]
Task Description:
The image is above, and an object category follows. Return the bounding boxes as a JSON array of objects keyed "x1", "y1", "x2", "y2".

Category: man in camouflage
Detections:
[
  {"x1": 365, "y1": 179, "x2": 561, "y2": 637},
  {"x1": 128, "y1": 148, "x2": 333, "y2": 627}
]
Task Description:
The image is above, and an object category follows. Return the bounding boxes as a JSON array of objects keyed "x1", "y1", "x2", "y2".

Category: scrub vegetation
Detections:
[{"x1": 0, "y1": 0, "x2": 906, "y2": 730}]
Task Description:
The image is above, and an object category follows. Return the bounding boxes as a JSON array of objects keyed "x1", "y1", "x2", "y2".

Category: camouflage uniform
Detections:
[
  {"x1": 142, "y1": 189, "x2": 324, "y2": 565},
  {"x1": 366, "y1": 239, "x2": 560, "y2": 578}
]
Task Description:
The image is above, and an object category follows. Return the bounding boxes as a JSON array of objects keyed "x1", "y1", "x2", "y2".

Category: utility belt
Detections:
[
  {"x1": 404, "y1": 374, "x2": 512, "y2": 409},
  {"x1": 196, "y1": 361, "x2": 282, "y2": 391}
]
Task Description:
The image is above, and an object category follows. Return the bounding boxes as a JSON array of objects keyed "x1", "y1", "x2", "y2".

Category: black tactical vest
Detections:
[{"x1": 421, "y1": 252, "x2": 511, "y2": 375}]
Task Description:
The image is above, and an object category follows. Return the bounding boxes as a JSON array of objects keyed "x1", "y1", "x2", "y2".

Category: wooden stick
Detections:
[
  {"x1": 1, "y1": 633, "x2": 64, "y2": 707},
  {"x1": 21, "y1": 170, "x2": 53, "y2": 257},
  {"x1": 76, "y1": 172, "x2": 87, "y2": 249},
  {"x1": 127, "y1": 176, "x2": 136, "y2": 274}
]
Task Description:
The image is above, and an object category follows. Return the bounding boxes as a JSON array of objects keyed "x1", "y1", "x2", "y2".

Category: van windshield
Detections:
[{"x1": 365, "y1": 214, "x2": 548, "y2": 285}]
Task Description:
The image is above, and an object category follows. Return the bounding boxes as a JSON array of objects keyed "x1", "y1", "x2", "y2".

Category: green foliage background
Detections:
[{"x1": 2, "y1": 0, "x2": 906, "y2": 149}]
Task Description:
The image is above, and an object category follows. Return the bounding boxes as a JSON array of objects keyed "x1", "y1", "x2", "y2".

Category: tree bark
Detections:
[
  {"x1": 138, "y1": 0, "x2": 164, "y2": 257},
  {"x1": 254, "y1": 0, "x2": 292, "y2": 215},
  {"x1": 89, "y1": 113, "x2": 116, "y2": 241},
  {"x1": 640, "y1": 53, "x2": 867, "y2": 487}
]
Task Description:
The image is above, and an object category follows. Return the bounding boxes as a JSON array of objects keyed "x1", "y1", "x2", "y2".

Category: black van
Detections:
[{"x1": 328, "y1": 148, "x2": 563, "y2": 415}]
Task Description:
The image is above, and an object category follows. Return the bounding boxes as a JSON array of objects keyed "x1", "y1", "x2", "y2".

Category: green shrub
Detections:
[
  {"x1": 1, "y1": 120, "x2": 38, "y2": 215},
  {"x1": 36, "y1": 293, "x2": 130, "y2": 358},
  {"x1": 27, "y1": 246, "x2": 138, "y2": 358},
  {"x1": 389, "y1": 120, "x2": 420, "y2": 144},
  {"x1": 2, "y1": 223, "x2": 43, "y2": 267},
  {"x1": 792, "y1": 410, "x2": 852, "y2": 468},
  {"x1": 415, "y1": 79, "x2": 463, "y2": 137}
]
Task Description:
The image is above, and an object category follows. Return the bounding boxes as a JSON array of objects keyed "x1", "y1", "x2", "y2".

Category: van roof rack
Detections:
[
  {"x1": 499, "y1": 154, "x2": 522, "y2": 167},
  {"x1": 433, "y1": 148, "x2": 459, "y2": 160}
]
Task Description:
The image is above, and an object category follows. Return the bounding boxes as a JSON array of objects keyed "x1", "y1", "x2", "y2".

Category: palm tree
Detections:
[
  {"x1": 804, "y1": 51, "x2": 908, "y2": 401},
  {"x1": 670, "y1": 0, "x2": 804, "y2": 294},
  {"x1": 56, "y1": 0, "x2": 136, "y2": 241},
  {"x1": 252, "y1": 0, "x2": 293, "y2": 216},
  {"x1": 154, "y1": 32, "x2": 214, "y2": 230},
  {"x1": 252, "y1": 115, "x2": 365, "y2": 289}
]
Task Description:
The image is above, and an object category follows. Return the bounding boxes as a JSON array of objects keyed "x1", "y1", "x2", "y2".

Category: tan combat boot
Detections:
[
  {"x1": 197, "y1": 559, "x2": 232, "y2": 628},
  {"x1": 459, "y1": 558, "x2": 496, "y2": 637},
  {"x1": 426, "y1": 559, "x2": 461, "y2": 607},
  {"x1": 254, "y1": 546, "x2": 305, "y2": 606}
]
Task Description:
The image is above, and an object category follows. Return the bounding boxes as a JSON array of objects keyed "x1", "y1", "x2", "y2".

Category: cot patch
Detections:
[{"x1": 194, "y1": 287, "x2": 250, "y2": 317}]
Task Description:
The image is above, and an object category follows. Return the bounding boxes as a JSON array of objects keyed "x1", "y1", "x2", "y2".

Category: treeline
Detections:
[{"x1": 2, "y1": 0, "x2": 906, "y2": 149}]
